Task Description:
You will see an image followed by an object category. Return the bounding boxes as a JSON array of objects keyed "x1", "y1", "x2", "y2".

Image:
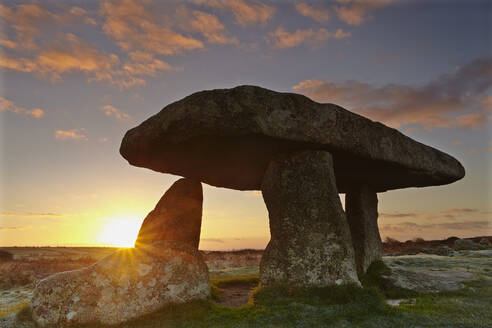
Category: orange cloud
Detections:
[
  {"x1": 100, "y1": 105, "x2": 131, "y2": 120},
  {"x1": 0, "y1": 211, "x2": 63, "y2": 217},
  {"x1": 295, "y1": 3, "x2": 331, "y2": 23},
  {"x1": 54, "y1": 128, "x2": 88, "y2": 141},
  {"x1": 100, "y1": 0, "x2": 204, "y2": 56},
  {"x1": 268, "y1": 27, "x2": 350, "y2": 49},
  {"x1": 0, "y1": 3, "x2": 96, "y2": 50},
  {"x1": 1, "y1": 32, "x2": 173, "y2": 89},
  {"x1": 0, "y1": 97, "x2": 44, "y2": 118},
  {"x1": 334, "y1": 0, "x2": 393, "y2": 26},
  {"x1": 196, "y1": 0, "x2": 275, "y2": 26},
  {"x1": 293, "y1": 57, "x2": 492, "y2": 130},
  {"x1": 184, "y1": 10, "x2": 238, "y2": 45}
]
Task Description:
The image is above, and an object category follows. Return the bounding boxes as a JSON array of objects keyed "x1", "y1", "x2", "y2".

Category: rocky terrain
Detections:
[{"x1": 0, "y1": 236, "x2": 491, "y2": 327}]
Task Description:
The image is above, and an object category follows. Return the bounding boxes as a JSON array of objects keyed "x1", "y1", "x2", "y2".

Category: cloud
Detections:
[
  {"x1": 293, "y1": 57, "x2": 492, "y2": 130},
  {"x1": 100, "y1": 0, "x2": 203, "y2": 56},
  {"x1": 442, "y1": 208, "x2": 479, "y2": 214},
  {"x1": 100, "y1": 105, "x2": 131, "y2": 120},
  {"x1": 0, "y1": 3, "x2": 96, "y2": 51},
  {"x1": 181, "y1": 9, "x2": 238, "y2": 45},
  {"x1": 0, "y1": 212, "x2": 63, "y2": 217},
  {"x1": 380, "y1": 208, "x2": 483, "y2": 222},
  {"x1": 0, "y1": 97, "x2": 44, "y2": 118},
  {"x1": 452, "y1": 141, "x2": 464, "y2": 146},
  {"x1": 54, "y1": 128, "x2": 88, "y2": 141},
  {"x1": 334, "y1": 0, "x2": 393, "y2": 26},
  {"x1": 0, "y1": 226, "x2": 25, "y2": 230},
  {"x1": 1, "y1": 32, "x2": 174, "y2": 89},
  {"x1": 123, "y1": 51, "x2": 173, "y2": 77},
  {"x1": 295, "y1": 3, "x2": 331, "y2": 23},
  {"x1": 268, "y1": 27, "x2": 350, "y2": 49},
  {"x1": 196, "y1": 0, "x2": 275, "y2": 26},
  {"x1": 380, "y1": 213, "x2": 417, "y2": 218},
  {"x1": 0, "y1": 3, "x2": 176, "y2": 89},
  {"x1": 380, "y1": 220, "x2": 490, "y2": 233}
]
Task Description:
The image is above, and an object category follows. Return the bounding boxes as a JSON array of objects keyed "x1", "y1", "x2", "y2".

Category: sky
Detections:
[{"x1": 0, "y1": 0, "x2": 490, "y2": 250}]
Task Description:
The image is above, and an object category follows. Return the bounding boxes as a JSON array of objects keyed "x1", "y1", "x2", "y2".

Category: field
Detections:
[{"x1": 0, "y1": 241, "x2": 491, "y2": 327}]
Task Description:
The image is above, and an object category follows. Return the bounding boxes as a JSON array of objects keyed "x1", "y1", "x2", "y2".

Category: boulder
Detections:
[
  {"x1": 120, "y1": 85, "x2": 464, "y2": 192},
  {"x1": 260, "y1": 151, "x2": 359, "y2": 286},
  {"x1": 31, "y1": 242, "x2": 210, "y2": 327},
  {"x1": 136, "y1": 178, "x2": 202, "y2": 248},
  {"x1": 345, "y1": 185, "x2": 381, "y2": 277},
  {"x1": 387, "y1": 265, "x2": 475, "y2": 293},
  {"x1": 454, "y1": 238, "x2": 479, "y2": 251}
]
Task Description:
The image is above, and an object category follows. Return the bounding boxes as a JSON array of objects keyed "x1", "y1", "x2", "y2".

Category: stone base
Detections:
[
  {"x1": 31, "y1": 241, "x2": 210, "y2": 327},
  {"x1": 345, "y1": 185, "x2": 382, "y2": 277},
  {"x1": 260, "y1": 151, "x2": 359, "y2": 286}
]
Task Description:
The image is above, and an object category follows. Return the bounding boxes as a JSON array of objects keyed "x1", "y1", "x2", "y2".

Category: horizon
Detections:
[{"x1": 1, "y1": 0, "x2": 491, "y2": 249}]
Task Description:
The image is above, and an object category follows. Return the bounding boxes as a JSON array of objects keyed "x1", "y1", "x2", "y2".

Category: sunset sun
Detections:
[{"x1": 97, "y1": 217, "x2": 143, "y2": 248}]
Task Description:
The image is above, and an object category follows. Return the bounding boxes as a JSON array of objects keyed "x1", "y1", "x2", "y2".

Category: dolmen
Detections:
[{"x1": 31, "y1": 85, "x2": 464, "y2": 326}]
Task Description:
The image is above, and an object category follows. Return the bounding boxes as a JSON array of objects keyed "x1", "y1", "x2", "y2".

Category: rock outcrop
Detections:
[
  {"x1": 136, "y1": 178, "x2": 202, "y2": 248},
  {"x1": 31, "y1": 178, "x2": 209, "y2": 327},
  {"x1": 120, "y1": 85, "x2": 464, "y2": 192},
  {"x1": 31, "y1": 242, "x2": 209, "y2": 327},
  {"x1": 345, "y1": 185, "x2": 381, "y2": 277},
  {"x1": 260, "y1": 151, "x2": 359, "y2": 286}
]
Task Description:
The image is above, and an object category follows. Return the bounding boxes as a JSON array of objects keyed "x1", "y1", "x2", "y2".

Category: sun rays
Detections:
[{"x1": 97, "y1": 216, "x2": 143, "y2": 248}]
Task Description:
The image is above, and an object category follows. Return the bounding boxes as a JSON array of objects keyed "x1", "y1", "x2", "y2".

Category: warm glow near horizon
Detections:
[{"x1": 97, "y1": 217, "x2": 143, "y2": 248}]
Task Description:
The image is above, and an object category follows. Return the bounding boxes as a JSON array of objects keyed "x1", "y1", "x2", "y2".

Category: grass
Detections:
[
  {"x1": 361, "y1": 260, "x2": 420, "y2": 299},
  {"x1": 9, "y1": 251, "x2": 492, "y2": 327}
]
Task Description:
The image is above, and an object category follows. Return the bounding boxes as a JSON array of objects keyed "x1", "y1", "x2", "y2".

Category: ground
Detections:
[{"x1": 0, "y1": 242, "x2": 491, "y2": 327}]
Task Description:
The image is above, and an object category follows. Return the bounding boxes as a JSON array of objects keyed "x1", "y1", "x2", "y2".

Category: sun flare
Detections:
[{"x1": 97, "y1": 217, "x2": 143, "y2": 248}]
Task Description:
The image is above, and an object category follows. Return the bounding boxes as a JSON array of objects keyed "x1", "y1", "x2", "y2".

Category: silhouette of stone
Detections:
[
  {"x1": 31, "y1": 241, "x2": 209, "y2": 327},
  {"x1": 346, "y1": 185, "x2": 381, "y2": 277},
  {"x1": 136, "y1": 178, "x2": 202, "y2": 248},
  {"x1": 120, "y1": 85, "x2": 464, "y2": 192},
  {"x1": 260, "y1": 151, "x2": 359, "y2": 286}
]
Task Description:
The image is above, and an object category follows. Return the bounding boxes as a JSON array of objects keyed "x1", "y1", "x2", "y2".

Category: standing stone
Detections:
[
  {"x1": 260, "y1": 151, "x2": 360, "y2": 286},
  {"x1": 136, "y1": 178, "x2": 203, "y2": 248},
  {"x1": 345, "y1": 185, "x2": 382, "y2": 278}
]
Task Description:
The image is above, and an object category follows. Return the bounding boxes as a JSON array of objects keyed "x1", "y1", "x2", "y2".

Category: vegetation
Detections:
[
  {"x1": 361, "y1": 260, "x2": 419, "y2": 299},
  {"x1": 0, "y1": 250, "x2": 13, "y2": 262},
  {"x1": 384, "y1": 237, "x2": 401, "y2": 245},
  {"x1": 4, "y1": 249, "x2": 492, "y2": 327}
]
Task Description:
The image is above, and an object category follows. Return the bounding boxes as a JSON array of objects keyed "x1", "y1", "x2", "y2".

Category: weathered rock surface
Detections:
[
  {"x1": 31, "y1": 241, "x2": 210, "y2": 327},
  {"x1": 384, "y1": 254, "x2": 477, "y2": 293},
  {"x1": 260, "y1": 151, "x2": 359, "y2": 286},
  {"x1": 136, "y1": 178, "x2": 202, "y2": 248},
  {"x1": 345, "y1": 185, "x2": 381, "y2": 277},
  {"x1": 120, "y1": 85, "x2": 465, "y2": 192}
]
